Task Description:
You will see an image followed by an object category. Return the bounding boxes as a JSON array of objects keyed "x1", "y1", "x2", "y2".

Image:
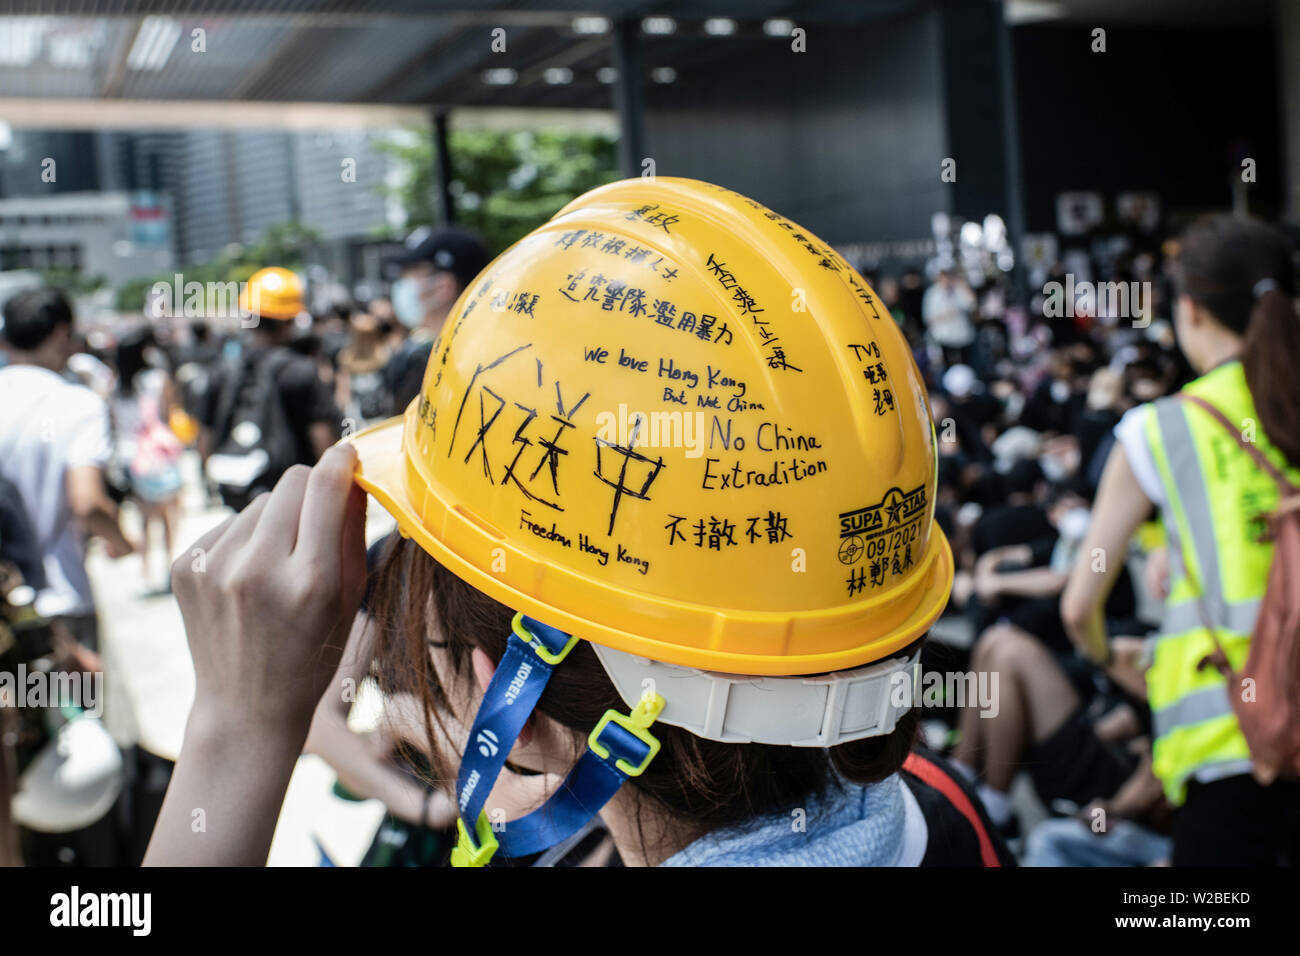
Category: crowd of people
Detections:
[
  {"x1": 859, "y1": 213, "x2": 1300, "y2": 866},
  {"x1": 2, "y1": 186, "x2": 1298, "y2": 867},
  {"x1": 0, "y1": 226, "x2": 489, "y2": 864},
  {"x1": 852, "y1": 250, "x2": 1181, "y2": 864}
]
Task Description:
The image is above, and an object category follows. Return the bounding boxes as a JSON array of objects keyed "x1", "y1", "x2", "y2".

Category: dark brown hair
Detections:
[
  {"x1": 367, "y1": 535, "x2": 919, "y2": 854},
  {"x1": 1174, "y1": 214, "x2": 1300, "y2": 465}
]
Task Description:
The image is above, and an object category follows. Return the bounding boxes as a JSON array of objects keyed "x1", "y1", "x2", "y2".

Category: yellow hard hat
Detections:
[
  {"x1": 349, "y1": 177, "x2": 952, "y2": 677},
  {"x1": 239, "y1": 266, "x2": 304, "y2": 321}
]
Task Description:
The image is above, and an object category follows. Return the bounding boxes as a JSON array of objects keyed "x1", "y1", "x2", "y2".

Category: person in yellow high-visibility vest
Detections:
[{"x1": 1062, "y1": 214, "x2": 1300, "y2": 866}]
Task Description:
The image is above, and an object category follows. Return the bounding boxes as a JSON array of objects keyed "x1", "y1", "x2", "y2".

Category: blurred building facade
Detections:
[
  {"x1": 0, "y1": 125, "x2": 401, "y2": 279},
  {"x1": 0, "y1": 191, "x2": 171, "y2": 287}
]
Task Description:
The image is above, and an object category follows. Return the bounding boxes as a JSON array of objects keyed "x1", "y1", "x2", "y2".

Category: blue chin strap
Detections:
[{"x1": 450, "y1": 612, "x2": 666, "y2": 867}]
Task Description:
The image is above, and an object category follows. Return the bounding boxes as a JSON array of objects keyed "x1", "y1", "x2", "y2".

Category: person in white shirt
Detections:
[
  {"x1": 922, "y1": 268, "x2": 977, "y2": 365},
  {"x1": 0, "y1": 288, "x2": 134, "y2": 650}
]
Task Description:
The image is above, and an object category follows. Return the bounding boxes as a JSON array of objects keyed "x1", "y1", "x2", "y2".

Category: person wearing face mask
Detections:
[
  {"x1": 969, "y1": 481, "x2": 1137, "y2": 658},
  {"x1": 382, "y1": 226, "x2": 490, "y2": 416},
  {"x1": 954, "y1": 481, "x2": 1150, "y2": 839}
]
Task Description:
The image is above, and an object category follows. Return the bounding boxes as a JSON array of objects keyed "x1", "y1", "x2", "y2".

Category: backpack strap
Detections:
[
  {"x1": 211, "y1": 351, "x2": 254, "y2": 446},
  {"x1": 258, "y1": 347, "x2": 300, "y2": 467},
  {"x1": 212, "y1": 346, "x2": 295, "y2": 448},
  {"x1": 1177, "y1": 393, "x2": 1300, "y2": 497},
  {"x1": 1172, "y1": 393, "x2": 1300, "y2": 677},
  {"x1": 901, "y1": 752, "x2": 1002, "y2": 867}
]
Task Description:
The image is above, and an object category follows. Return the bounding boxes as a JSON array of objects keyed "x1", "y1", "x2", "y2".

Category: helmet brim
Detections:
[{"x1": 348, "y1": 408, "x2": 955, "y2": 678}]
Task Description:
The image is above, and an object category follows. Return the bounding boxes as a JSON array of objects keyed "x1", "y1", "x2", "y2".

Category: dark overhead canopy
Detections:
[
  {"x1": 0, "y1": 0, "x2": 1271, "y2": 112},
  {"x1": 0, "y1": 1, "x2": 920, "y2": 109}
]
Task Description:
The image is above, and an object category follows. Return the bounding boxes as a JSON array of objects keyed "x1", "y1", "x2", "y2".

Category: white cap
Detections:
[
  {"x1": 12, "y1": 715, "x2": 124, "y2": 833},
  {"x1": 942, "y1": 364, "x2": 977, "y2": 399}
]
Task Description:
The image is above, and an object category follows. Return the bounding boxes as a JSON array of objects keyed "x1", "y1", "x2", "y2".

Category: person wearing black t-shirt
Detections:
[{"x1": 198, "y1": 291, "x2": 340, "y2": 474}]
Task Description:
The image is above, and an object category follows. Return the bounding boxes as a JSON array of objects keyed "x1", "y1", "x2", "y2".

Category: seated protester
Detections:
[
  {"x1": 954, "y1": 476, "x2": 1151, "y2": 838},
  {"x1": 959, "y1": 460, "x2": 1056, "y2": 632},
  {"x1": 147, "y1": 179, "x2": 1011, "y2": 868},
  {"x1": 972, "y1": 480, "x2": 1137, "y2": 657},
  {"x1": 969, "y1": 314, "x2": 1010, "y2": 383},
  {"x1": 950, "y1": 625, "x2": 1154, "y2": 837},
  {"x1": 1024, "y1": 747, "x2": 1173, "y2": 867},
  {"x1": 941, "y1": 365, "x2": 1000, "y2": 463},
  {"x1": 1020, "y1": 352, "x2": 1080, "y2": 435},
  {"x1": 1076, "y1": 368, "x2": 1125, "y2": 494},
  {"x1": 932, "y1": 456, "x2": 963, "y2": 543},
  {"x1": 969, "y1": 459, "x2": 1054, "y2": 558}
]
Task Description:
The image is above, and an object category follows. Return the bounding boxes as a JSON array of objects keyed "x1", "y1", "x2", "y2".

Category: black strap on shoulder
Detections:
[
  {"x1": 212, "y1": 346, "x2": 295, "y2": 447},
  {"x1": 211, "y1": 351, "x2": 252, "y2": 445},
  {"x1": 902, "y1": 749, "x2": 1015, "y2": 867}
]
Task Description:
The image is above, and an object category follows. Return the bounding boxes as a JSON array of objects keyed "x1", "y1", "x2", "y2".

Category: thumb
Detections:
[{"x1": 340, "y1": 479, "x2": 368, "y2": 601}]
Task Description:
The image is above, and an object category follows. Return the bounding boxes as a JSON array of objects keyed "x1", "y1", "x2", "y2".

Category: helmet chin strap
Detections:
[{"x1": 450, "y1": 612, "x2": 666, "y2": 867}]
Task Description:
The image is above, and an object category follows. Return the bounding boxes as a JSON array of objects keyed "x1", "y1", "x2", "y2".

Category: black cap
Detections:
[{"x1": 390, "y1": 225, "x2": 490, "y2": 290}]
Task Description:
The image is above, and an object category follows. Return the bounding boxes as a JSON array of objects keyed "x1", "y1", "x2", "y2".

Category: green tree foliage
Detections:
[
  {"x1": 376, "y1": 127, "x2": 620, "y2": 255},
  {"x1": 114, "y1": 221, "x2": 321, "y2": 312},
  {"x1": 40, "y1": 267, "x2": 107, "y2": 297}
]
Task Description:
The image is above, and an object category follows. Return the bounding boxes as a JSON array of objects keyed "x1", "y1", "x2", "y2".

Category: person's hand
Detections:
[
  {"x1": 973, "y1": 568, "x2": 1002, "y2": 604},
  {"x1": 974, "y1": 543, "x2": 1029, "y2": 579},
  {"x1": 172, "y1": 444, "x2": 368, "y2": 743},
  {"x1": 364, "y1": 724, "x2": 400, "y2": 764},
  {"x1": 49, "y1": 620, "x2": 104, "y2": 675},
  {"x1": 951, "y1": 569, "x2": 974, "y2": 608},
  {"x1": 1077, "y1": 799, "x2": 1115, "y2": 836},
  {"x1": 1104, "y1": 637, "x2": 1151, "y2": 700},
  {"x1": 1144, "y1": 546, "x2": 1170, "y2": 602},
  {"x1": 104, "y1": 531, "x2": 137, "y2": 559}
]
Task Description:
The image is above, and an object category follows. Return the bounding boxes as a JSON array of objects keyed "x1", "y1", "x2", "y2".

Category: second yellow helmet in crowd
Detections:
[
  {"x1": 239, "y1": 266, "x2": 305, "y2": 321},
  {"x1": 349, "y1": 177, "x2": 952, "y2": 679}
]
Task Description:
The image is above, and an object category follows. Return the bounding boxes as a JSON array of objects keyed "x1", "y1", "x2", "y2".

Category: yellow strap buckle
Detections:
[
  {"x1": 450, "y1": 811, "x2": 499, "y2": 868},
  {"x1": 588, "y1": 692, "x2": 666, "y2": 777},
  {"x1": 511, "y1": 612, "x2": 579, "y2": 666}
]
